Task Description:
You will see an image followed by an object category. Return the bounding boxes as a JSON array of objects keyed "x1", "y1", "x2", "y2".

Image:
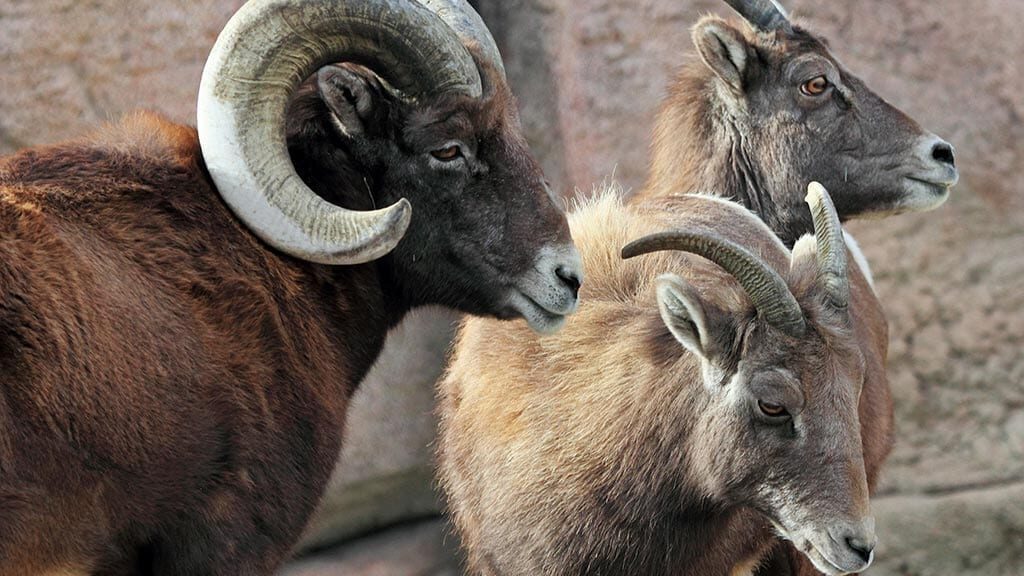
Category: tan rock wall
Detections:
[
  {"x1": 1, "y1": 0, "x2": 1020, "y2": 574},
  {"x1": 0, "y1": 1, "x2": 241, "y2": 150}
]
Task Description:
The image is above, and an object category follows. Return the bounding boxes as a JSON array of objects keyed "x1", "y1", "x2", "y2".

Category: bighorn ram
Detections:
[
  {"x1": 438, "y1": 184, "x2": 887, "y2": 575},
  {"x1": 0, "y1": 0, "x2": 581, "y2": 573},
  {"x1": 638, "y1": 0, "x2": 959, "y2": 243}
]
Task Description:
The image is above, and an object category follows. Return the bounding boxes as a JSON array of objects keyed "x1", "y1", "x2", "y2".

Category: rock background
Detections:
[{"x1": 1, "y1": 0, "x2": 1021, "y2": 574}]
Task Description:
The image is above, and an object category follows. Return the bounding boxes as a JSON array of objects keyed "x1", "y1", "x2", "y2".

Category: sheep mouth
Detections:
[
  {"x1": 769, "y1": 518, "x2": 872, "y2": 576},
  {"x1": 801, "y1": 543, "x2": 855, "y2": 576},
  {"x1": 906, "y1": 175, "x2": 956, "y2": 192},
  {"x1": 889, "y1": 175, "x2": 954, "y2": 213},
  {"x1": 506, "y1": 288, "x2": 569, "y2": 335},
  {"x1": 905, "y1": 161, "x2": 958, "y2": 190}
]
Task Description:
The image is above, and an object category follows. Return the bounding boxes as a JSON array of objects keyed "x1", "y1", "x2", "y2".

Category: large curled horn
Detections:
[
  {"x1": 198, "y1": 0, "x2": 483, "y2": 265},
  {"x1": 805, "y1": 182, "x2": 850, "y2": 309},
  {"x1": 417, "y1": 0, "x2": 507, "y2": 80},
  {"x1": 723, "y1": 0, "x2": 793, "y2": 32},
  {"x1": 623, "y1": 232, "x2": 806, "y2": 336}
]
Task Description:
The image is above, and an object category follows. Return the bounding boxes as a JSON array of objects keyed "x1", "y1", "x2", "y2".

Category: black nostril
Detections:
[
  {"x1": 931, "y1": 141, "x2": 955, "y2": 167},
  {"x1": 556, "y1": 265, "x2": 581, "y2": 297},
  {"x1": 846, "y1": 537, "x2": 874, "y2": 563}
]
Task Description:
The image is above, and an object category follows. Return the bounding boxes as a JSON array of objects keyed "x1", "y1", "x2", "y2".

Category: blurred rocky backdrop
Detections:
[{"x1": 1, "y1": 0, "x2": 1021, "y2": 574}]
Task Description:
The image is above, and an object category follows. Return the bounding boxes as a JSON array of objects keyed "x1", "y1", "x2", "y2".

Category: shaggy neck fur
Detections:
[{"x1": 641, "y1": 61, "x2": 803, "y2": 245}]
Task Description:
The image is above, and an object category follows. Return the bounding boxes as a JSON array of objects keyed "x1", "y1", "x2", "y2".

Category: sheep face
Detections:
[
  {"x1": 698, "y1": 16, "x2": 956, "y2": 222},
  {"x1": 289, "y1": 62, "x2": 582, "y2": 333},
  {"x1": 647, "y1": 6, "x2": 958, "y2": 244},
  {"x1": 655, "y1": 245, "x2": 874, "y2": 576}
]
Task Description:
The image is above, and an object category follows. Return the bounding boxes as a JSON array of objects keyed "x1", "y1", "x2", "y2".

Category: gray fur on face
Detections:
[{"x1": 643, "y1": 11, "x2": 957, "y2": 246}]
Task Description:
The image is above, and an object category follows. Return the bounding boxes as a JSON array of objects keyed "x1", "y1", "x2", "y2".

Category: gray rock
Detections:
[
  {"x1": 285, "y1": 518, "x2": 460, "y2": 576},
  {"x1": 870, "y1": 483, "x2": 1024, "y2": 576}
]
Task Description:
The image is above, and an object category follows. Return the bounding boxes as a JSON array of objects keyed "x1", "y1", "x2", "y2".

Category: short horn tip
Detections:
[
  {"x1": 318, "y1": 198, "x2": 413, "y2": 266},
  {"x1": 379, "y1": 197, "x2": 414, "y2": 248},
  {"x1": 621, "y1": 238, "x2": 648, "y2": 260},
  {"x1": 391, "y1": 197, "x2": 414, "y2": 231},
  {"x1": 805, "y1": 181, "x2": 828, "y2": 205},
  {"x1": 620, "y1": 231, "x2": 691, "y2": 260}
]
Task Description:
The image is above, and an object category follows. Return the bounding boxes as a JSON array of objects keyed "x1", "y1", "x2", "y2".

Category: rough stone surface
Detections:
[
  {"x1": 869, "y1": 484, "x2": 1024, "y2": 576},
  {"x1": 0, "y1": 0, "x2": 242, "y2": 150},
  {"x1": 1, "y1": 0, "x2": 1021, "y2": 574},
  {"x1": 299, "y1": 307, "x2": 459, "y2": 551},
  {"x1": 285, "y1": 518, "x2": 460, "y2": 576}
]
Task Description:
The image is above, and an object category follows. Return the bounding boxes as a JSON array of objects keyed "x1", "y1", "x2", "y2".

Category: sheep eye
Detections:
[
  {"x1": 431, "y1": 145, "x2": 462, "y2": 161},
  {"x1": 758, "y1": 399, "x2": 789, "y2": 419},
  {"x1": 800, "y1": 75, "x2": 830, "y2": 97}
]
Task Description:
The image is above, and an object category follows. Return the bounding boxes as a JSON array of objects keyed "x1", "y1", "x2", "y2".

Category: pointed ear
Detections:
[
  {"x1": 656, "y1": 274, "x2": 731, "y2": 363},
  {"x1": 692, "y1": 18, "x2": 751, "y2": 91},
  {"x1": 316, "y1": 65, "x2": 380, "y2": 137}
]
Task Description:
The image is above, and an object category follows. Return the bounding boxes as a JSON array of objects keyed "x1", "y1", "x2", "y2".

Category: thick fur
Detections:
[
  {"x1": 0, "y1": 112, "x2": 372, "y2": 574},
  {"x1": 438, "y1": 191, "x2": 891, "y2": 576}
]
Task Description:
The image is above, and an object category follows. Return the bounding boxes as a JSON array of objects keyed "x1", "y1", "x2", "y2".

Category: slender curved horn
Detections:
[
  {"x1": 198, "y1": 0, "x2": 482, "y2": 265},
  {"x1": 417, "y1": 0, "x2": 507, "y2": 80},
  {"x1": 623, "y1": 232, "x2": 806, "y2": 336},
  {"x1": 805, "y1": 182, "x2": 850, "y2": 309},
  {"x1": 723, "y1": 0, "x2": 793, "y2": 32}
]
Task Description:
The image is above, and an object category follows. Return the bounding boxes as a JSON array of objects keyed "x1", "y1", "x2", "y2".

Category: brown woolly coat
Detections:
[{"x1": 0, "y1": 112, "x2": 393, "y2": 574}]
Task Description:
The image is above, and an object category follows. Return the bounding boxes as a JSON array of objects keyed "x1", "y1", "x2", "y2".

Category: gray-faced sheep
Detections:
[
  {"x1": 439, "y1": 183, "x2": 887, "y2": 576},
  {"x1": 0, "y1": 0, "x2": 581, "y2": 573},
  {"x1": 638, "y1": 0, "x2": 958, "y2": 244}
]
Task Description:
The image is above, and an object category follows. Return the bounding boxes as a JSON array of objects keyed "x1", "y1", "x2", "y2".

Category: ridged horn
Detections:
[
  {"x1": 417, "y1": 0, "x2": 507, "y2": 80},
  {"x1": 198, "y1": 0, "x2": 483, "y2": 265},
  {"x1": 622, "y1": 232, "x2": 806, "y2": 336},
  {"x1": 805, "y1": 182, "x2": 850, "y2": 309},
  {"x1": 723, "y1": 0, "x2": 793, "y2": 32}
]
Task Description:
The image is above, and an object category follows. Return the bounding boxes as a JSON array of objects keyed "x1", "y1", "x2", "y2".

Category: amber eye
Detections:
[
  {"x1": 430, "y1": 145, "x2": 462, "y2": 161},
  {"x1": 758, "y1": 399, "x2": 789, "y2": 418},
  {"x1": 800, "y1": 75, "x2": 830, "y2": 97}
]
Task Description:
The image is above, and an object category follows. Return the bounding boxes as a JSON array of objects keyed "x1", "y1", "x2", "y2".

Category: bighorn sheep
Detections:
[
  {"x1": 0, "y1": 0, "x2": 581, "y2": 573},
  {"x1": 438, "y1": 183, "x2": 888, "y2": 576},
  {"x1": 636, "y1": 1, "x2": 953, "y2": 570},
  {"x1": 638, "y1": 0, "x2": 959, "y2": 244}
]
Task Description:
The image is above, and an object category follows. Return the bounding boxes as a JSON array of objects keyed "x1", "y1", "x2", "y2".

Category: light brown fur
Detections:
[{"x1": 438, "y1": 190, "x2": 890, "y2": 576}]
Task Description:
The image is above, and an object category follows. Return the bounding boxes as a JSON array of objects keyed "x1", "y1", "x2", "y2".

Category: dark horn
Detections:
[
  {"x1": 623, "y1": 232, "x2": 806, "y2": 337},
  {"x1": 723, "y1": 0, "x2": 793, "y2": 32},
  {"x1": 418, "y1": 0, "x2": 507, "y2": 80},
  {"x1": 805, "y1": 182, "x2": 850, "y2": 309}
]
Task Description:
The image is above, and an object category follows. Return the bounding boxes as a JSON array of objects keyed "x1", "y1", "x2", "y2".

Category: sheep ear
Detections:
[
  {"x1": 656, "y1": 275, "x2": 721, "y2": 362},
  {"x1": 317, "y1": 65, "x2": 380, "y2": 137},
  {"x1": 692, "y1": 18, "x2": 750, "y2": 91}
]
